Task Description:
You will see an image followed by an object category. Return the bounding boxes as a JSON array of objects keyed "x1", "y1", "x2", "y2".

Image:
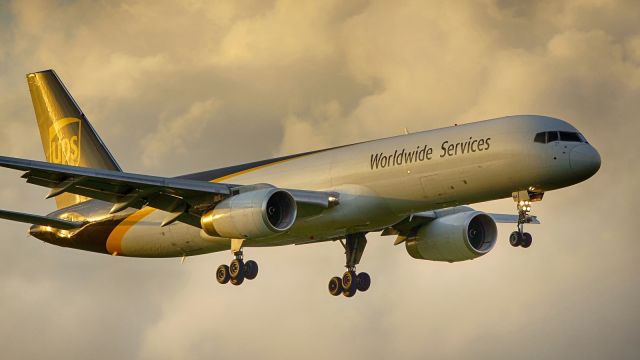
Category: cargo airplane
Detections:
[{"x1": 0, "y1": 70, "x2": 601, "y2": 297}]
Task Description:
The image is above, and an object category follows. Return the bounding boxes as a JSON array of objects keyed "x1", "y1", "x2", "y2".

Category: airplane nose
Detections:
[{"x1": 570, "y1": 144, "x2": 601, "y2": 179}]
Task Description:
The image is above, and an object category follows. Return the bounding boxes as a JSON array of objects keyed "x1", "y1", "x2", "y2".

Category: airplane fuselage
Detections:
[{"x1": 31, "y1": 115, "x2": 600, "y2": 258}]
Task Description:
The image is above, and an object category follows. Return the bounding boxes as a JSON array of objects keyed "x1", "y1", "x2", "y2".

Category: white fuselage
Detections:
[{"x1": 100, "y1": 115, "x2": 598, "y2": 257}]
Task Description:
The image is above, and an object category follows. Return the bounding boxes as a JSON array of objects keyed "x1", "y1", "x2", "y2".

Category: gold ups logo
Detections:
[{"x1": 48, "y1": 117, "x2": 81, "y2": 166}]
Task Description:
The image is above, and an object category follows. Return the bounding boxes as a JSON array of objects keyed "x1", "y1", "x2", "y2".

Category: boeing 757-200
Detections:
[{"x1": 0, "y1": 70, "x2": 601, "y2": 297}]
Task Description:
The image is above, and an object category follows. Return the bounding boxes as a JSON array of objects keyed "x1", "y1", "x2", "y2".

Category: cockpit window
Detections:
[
  {"x1": 533, "y1": 130, "x2": 587, "y2": 144},
  {"x1": 559, "y1": 131, "x2": 581, "y2": 142},
  {"x1": 578, "y1": 133, "x2": 589, "y2": 143}
]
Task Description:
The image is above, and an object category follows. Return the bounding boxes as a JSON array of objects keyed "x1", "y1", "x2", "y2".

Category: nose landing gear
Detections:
[
  {"x1": 510, "y1": 225, "x2": 533, "y2": 248},
  {"x1": 328, "y1": 232, "x2": 371, "y2": 298},
  {"x1": 510, "y1": 190, "x2": 540, "y2": 248}
]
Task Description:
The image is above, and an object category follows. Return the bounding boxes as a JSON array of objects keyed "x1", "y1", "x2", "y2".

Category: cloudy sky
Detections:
[{"x1": 0, "y1": 0, "x2": 638, "y2": 359}]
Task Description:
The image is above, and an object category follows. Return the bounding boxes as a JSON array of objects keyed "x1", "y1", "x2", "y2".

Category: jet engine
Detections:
[
  {"x1": 201, "y1": 188, "x2": 297, "y2": 239},
  {"x1": 405, "y1": 211, "x2": 497, "y2": 262}
]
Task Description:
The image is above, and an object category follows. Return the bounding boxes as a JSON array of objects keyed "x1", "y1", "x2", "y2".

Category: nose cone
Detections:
[{"x1": 570, "y1": 144, "x2": 601, "y2": 180}]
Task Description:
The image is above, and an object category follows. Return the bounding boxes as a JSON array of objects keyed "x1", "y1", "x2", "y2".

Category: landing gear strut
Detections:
[
  {"x1": 328, "y1": 233, "x2": 371, "y2": 297},
  {"x1": 509, "y1": 190, "x2": 539, "y2": 248},
  {"x1": 216, "y1": 240, "x2": 259, "y2": 286}
]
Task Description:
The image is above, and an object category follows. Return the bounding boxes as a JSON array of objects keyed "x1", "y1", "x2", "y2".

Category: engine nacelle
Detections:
[
  {"x1": 405, "y1": 211, "x2": 497, "y2": 262},
  {"x1": 201, "y1": 188, "x2": 297, "y2": 239}
]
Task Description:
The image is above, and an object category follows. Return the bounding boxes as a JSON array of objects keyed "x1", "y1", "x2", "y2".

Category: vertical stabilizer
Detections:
[{"x1": 26, "y1": 70, "x2": 121, "y2": 209}]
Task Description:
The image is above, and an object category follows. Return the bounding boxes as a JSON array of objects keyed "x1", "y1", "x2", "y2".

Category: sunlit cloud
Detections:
[{"x1": 0, "y1": 0, "x2": 638, "y2": 359}]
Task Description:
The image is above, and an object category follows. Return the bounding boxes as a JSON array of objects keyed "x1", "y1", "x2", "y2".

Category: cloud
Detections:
[
  {"x1": 141, "y1": 98, "x2": 220, "y2": 168},
  {"x1": 212, "y1": 0, "x2": 337, "y2": 67},
  {"x1": 0, "y1": 0, "x2": 638, "y2": 359}
]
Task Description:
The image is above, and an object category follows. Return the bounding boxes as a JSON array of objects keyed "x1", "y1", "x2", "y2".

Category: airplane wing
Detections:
[
  {"x1": 488, "y1": 213, "x2": 540, "y2": 224},
  {"x1": 0, "y1": 156, "x2": 337, "y2": 228},
  {"x1": 382, "y1": 207, "x2": 540, "y2": 245}
]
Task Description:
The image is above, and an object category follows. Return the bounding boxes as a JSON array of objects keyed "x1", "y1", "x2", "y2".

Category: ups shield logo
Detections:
[{"x1": 49, "y1": 117, "x2": 81, "y2": 166}]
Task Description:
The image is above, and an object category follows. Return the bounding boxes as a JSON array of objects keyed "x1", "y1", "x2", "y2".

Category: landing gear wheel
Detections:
[
  {"x1": 244, "y1": 260, "x2": 259, "y2": 280},
  {"x1": 509, "y1": 231, "x2": 522, "y2": 247},
  {"x1": 342, "y1": 270, "x2": 357, "y2": 292},
  {"x1": 328, "y1": 276, "x2": 343, "y2": 296},
  {"x1": 230, "y1": 276, "x2": 244, "y2": 286},
  {"x1": 343, "y1": 285, "x2": 357, "y2": 297},
  {"x1": 229, "y1": 259, "x2": 245, "y2": 281},
  {"x1": 216, "y1": 264, "x2": 230, "y2": 284},
  {"x1": 328, "y1": 233, "x2": 369, "y2": 298},
  {"x1": 521, "y1": 232, "x2": 533, "y2": 248},
  {"x1": 356, "y1": 272, "x2": 371, "y2": 292}
]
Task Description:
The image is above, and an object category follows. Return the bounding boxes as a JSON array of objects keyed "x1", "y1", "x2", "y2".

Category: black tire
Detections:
[
  {"x1": 356, "y1": 272, "x2": 371, "y2": 292},
  {"x1": 342, "y1": 270, "x2": 357, "y2": 291},
  {"x1": 521, "y1": 232, "x2": 533, "y2": 248},
  {"x1": 229, "y1": 259, "x2": 245, "y2": 281},
  {"x1": 244, "y1": 260, "x2": 259, "y2": 280},
  {"x1": 509, "y1": 231, "x2": 522, "y2": 247},
  {"x1": 328, "y1": 276, "x2": 343, "y2": 296},
  {"x1": 230, "y1": 276, "x2": 244, "y2": 286},
  {"x1": 343, "y1": 285, "x2": 356, "y2": 297},
  {"x1": 216, "y1": 264, "x2": 230, "y2": 284}
]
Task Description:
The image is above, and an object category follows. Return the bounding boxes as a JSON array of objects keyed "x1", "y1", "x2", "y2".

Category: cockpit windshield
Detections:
[{"x1": 534, "y1": 131, "x2": 588, "y2": 144}]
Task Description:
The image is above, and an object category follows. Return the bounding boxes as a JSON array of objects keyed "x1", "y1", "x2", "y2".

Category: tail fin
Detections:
[{"x1": 26, "y1": 69, "x2": 121, "y2": 209}]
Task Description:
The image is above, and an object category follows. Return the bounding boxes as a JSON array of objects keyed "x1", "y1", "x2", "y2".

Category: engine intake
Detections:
[
  {"x1": 405, "y1": 211, "x2": 497, "y2": 262},
  {"x1": 201, "y1": 188, "x2": 297, "y2": 239}
]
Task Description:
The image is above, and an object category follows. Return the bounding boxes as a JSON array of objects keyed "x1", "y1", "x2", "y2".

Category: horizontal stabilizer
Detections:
[{"x1": 0, "y1": 209, "x2": 86, "y2": 230}]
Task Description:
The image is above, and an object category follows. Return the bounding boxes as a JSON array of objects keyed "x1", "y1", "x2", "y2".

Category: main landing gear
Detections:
[
  {"x1": 509, "y1": 190, "x2": 540, "y2": 248},
  {"x1": 328, "y1": 233, "x2": 371, "y2": 298},
  {"x1": 216, "y1": 240, "x2": 259, "y2": 286}
]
